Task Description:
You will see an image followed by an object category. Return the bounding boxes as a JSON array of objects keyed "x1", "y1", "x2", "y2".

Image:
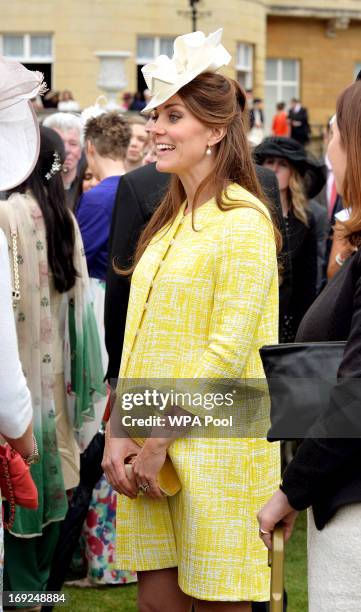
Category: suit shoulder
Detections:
[{"x1": 122, "y1": 163, "x2": 170, "y2": 191}]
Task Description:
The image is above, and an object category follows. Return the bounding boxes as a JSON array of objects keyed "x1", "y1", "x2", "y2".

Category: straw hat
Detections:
[{"x1": 0, "y1": 56, "x2": 45, "y2": 191}]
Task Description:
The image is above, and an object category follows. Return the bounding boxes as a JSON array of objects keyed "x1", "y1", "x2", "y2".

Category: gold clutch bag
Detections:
[
  {"x1": 268, "y1": 524, "x2": 285, "y2": 612},
  {"x1": 125, "y1": 445, "x2": 181, "y2": 496}
]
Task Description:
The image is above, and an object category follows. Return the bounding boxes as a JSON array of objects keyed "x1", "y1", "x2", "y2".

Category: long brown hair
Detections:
[
  {"x1": 288, "y1": 166, "x2": 309, "y2": 226},
  {"x1": 121, "y1": 72, "x2": 281, "y2": 274},
  {"x1": 336, "y1": 80, "x2": 361, "y2": 247}
]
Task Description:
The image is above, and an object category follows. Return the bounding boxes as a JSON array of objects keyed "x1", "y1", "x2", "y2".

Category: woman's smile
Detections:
[{"x1": 156, "y1": 143, "x2": 176, "y2": 156}]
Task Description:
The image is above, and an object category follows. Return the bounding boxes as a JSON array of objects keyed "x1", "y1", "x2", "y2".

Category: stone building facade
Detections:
[
  {"x1": 265, "y1": 0, "x2": 361, "y2": 128},
  {"x1": 0, "y1": 1, "x2": 266, "y2": 105},
  {"x1": 1, "y1": 0, "x2": 361, "y2": 130}
]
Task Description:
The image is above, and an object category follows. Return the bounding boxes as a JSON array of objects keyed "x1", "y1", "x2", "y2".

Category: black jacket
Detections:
[
  {"x1": 288, "y1": 106, "x2": 310, "y2": 145},
  {"x1": 309, "y1": 199, "x2": 329, "y2": 293},
  {"x1": 281, "y1": 248, "x2": 361, "y2": 529},
  {"x1": 280, "y1": 210, "x2": 318, "y2": 343},
  {"x1": 249, "y1": 108, "x2": 264, "y2": 129},
  {"x1": 104, "y1": 163, "x2": 291, "y2": 382}
]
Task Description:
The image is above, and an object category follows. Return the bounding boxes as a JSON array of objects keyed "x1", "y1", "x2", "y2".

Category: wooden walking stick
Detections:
[{"x1": 269, "y1": 523, "x2": 285, "y2": 612}]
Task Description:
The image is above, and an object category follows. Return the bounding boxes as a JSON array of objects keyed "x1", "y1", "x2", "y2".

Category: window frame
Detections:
[
  {"x1": 264, "y1": 58, "x2": 300, "y2": 133},
  {"x1": 136, "y1": 35, "x2": 175, "y2": 65},
  {"x1": 265, "y1": 58, "x2": 300, "y2": 102},
  {"x1": 236, "y1": 42, "x2": 254, "y2": 90},
  {"x1": 0, "y1": 33, "x2": 53, "y2": 62}
]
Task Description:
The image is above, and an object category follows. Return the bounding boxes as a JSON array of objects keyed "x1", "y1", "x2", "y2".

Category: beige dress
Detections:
[{"x1": 50, "y1": 274, "x2": 80, "y2": 490}]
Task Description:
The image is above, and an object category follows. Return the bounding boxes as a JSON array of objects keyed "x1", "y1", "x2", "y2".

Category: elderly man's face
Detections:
[{"x1": 54, "y1": 128, "x2": 82, "y2": 174}]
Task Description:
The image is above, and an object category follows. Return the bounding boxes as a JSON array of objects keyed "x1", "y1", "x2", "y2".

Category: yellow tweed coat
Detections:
[{"x1": 116, "y1": 184, "x2": 280, "y2": 602}]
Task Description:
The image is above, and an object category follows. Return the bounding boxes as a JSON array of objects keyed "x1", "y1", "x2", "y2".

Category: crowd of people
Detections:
[
  {"x1": 1, "y1": 25, "x2": 361, "y2": 612},
  {"x1": 246, "y1": 92, "x2": 311, "y2": 147}
]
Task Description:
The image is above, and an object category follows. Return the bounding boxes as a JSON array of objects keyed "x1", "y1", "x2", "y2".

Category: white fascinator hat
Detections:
[
  {"x1": 0, "y1": 56, "x2": 46, "y2": 191},
  {"x1": 141, "y1": 28, "x2": 231, "y2": 113}
]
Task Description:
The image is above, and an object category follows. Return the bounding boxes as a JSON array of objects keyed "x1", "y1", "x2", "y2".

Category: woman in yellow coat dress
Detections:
[{"x1": 103, "y1": 29, "x2": 281, "y2": 612}]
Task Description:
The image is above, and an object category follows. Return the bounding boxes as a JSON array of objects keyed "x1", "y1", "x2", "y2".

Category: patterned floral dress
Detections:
[{"x1": 81, "y1": 476, "x2": 137, "y2": 585}]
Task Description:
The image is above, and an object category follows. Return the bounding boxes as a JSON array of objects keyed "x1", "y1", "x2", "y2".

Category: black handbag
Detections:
[{"x1": 259, "y1": 341, "x2": 346, "y2": 440}]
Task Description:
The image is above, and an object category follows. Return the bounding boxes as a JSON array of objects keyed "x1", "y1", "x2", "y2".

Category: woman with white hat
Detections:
[
  {"x1": 103, "y1": 30, "x2": 281, "y2": 610},
  {"x1": 0, "y1": 57, "x2": 41, "y2": 608},
  {"x1": 0, "y1": 59, "x2": 105, "y2": 602}
]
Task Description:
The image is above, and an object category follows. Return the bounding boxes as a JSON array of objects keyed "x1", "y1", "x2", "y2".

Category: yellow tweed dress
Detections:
[{"x1": 115, "y1": 184, "x2": 280, "y2": 601}]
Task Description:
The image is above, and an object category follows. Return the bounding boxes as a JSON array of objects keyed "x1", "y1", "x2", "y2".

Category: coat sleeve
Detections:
[
  {"x1": 291, "y1": 212, "x2": 318, "y2": 329},
  {"x1": 310, "y1": 200, "x2": 329, "y2": 293},
  {"x1": 190, "y1": 206, "x2": 278, "y2": 379}
]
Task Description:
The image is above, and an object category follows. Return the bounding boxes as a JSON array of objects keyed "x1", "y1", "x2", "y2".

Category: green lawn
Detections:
[
  {"x1": 60, "y1": 512, "x2": 307, "y2": 611},
  {"x1": 285, "y1": 511, "x2": 308, "y2": 612}
]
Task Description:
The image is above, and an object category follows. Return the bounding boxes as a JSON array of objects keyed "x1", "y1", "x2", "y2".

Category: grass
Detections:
[
  {"x1": 60, "y1": 513, "x2": 307, "y2": 611},
  {"x1": 285, "y1": 511, "x2": 308, "y2": 612},
  {"x1": 61, "y1": 583, "x2": 138, "y2": 611}
]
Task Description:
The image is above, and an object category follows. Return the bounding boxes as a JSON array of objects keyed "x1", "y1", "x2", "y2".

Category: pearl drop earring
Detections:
[{"x1": 206, "y1": 145, "x2": 212, "y2": 156}]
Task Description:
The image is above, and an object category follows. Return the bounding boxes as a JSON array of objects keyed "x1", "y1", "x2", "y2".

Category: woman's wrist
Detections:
[{"x1": 144, "y1": 437, "x2": 171, "y2": 451}]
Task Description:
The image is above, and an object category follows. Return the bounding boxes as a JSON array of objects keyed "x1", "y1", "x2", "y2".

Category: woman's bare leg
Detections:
[
  {"x1": 138, "y1": 568, "x2": 251, "y2": 612},
  {"x1": 137, "y1": 568, "x2": 192, "y2": 612}
]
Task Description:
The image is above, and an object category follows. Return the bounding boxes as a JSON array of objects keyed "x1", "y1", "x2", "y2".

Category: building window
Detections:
[
  {"x1": 0, "y1": 33, "x2": 53, "y2": 89},
  {"x1": 137, "y1": 36, "x2": 175, "y2": 92},
  {"x1": 1, "y1": 33, "x2": 52, "y2": 61},
  {"x1": 30, "y1": 35, "x2": 52, "y2": 59},
  {"x1": 355, "y1": 62, "x2": 361, "y2": 80},
  {"x1": 3, "y1": 35, "x2": 24, "y2": 57},
  {"x1": 265, "y1": 58, "x2": 299, "y2": 133},
  {"x1": 236, "y1": 43, "x2": 253, "y2": 90}
]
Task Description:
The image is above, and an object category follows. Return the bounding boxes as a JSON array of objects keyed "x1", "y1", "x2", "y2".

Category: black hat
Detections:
[{"x1": 253, "y1": 136, "x2": 327, "y2": 199}]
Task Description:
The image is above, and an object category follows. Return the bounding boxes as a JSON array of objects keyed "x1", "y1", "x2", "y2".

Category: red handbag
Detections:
[{"x1": 0, "y1": 444, "x2": 38, "y2": 529}]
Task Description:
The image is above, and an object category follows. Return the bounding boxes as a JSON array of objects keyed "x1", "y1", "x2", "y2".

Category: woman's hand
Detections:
[
  {"x1": 102, "y1": 424, "x2": 140, "y2": 498},
  {"x1": 3, "y1": 422, "x2": 34, "y2": 459},
  {"x1": 327, "y1": 220, "x2": 357, "y2": 280},
  {"x1": 131, "y1": 439, "x2": 168, "y2": 499},
  {"x1": 257, "y1": 488, "x2": 298, "y2": 550}
]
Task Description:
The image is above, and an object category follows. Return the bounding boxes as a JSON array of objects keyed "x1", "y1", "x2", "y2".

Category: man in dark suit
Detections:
[
  {"x1": 249, "y1": 98, "x2": 264, "y2": 130},
  {"x1": 288, "y1": 98, "x2": 310, "y2": 145},
  {"x1": 104, "y1": 162, "x2": 291, "y2": 385}
]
